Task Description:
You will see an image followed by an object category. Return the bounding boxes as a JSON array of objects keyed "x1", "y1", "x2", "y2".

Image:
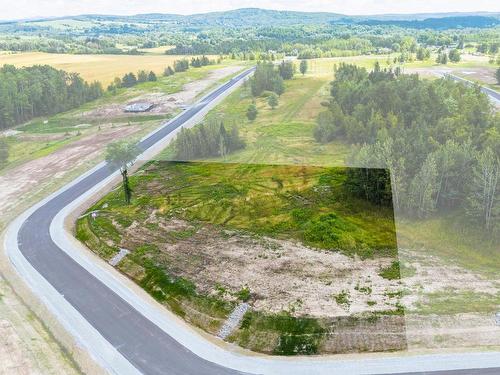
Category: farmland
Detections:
[{"x1": 0, "y1": 51, "x2": 220, "y2": 85}]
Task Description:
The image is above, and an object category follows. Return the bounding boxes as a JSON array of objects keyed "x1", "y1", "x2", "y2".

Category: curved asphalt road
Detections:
[
  {"x1": 17, "y1": 68, "x2": 254, "y2": 375},
  {"x1": 11, "y1": 67, "x2": 499, "y2": 375}
]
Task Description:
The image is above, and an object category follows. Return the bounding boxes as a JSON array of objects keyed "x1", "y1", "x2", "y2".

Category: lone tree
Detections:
[
  {"x1": 448, "y1": 49, "x2": 461, "y2": 63},
  {"x1": 246, "y1": 104, "x2": 258, "y2": 121},
  {"x1": 299, "y1": 59, "x2": 308, "y2": 75},
  {"x1": 148, "y1": 71, "x2": 157, "y2": 81},
  {"x1": 105, "y1": 141, "x2": 140, "y2": 204},
  {"x1": 268, "y1": 93, "x2": 279, "y2": 109}
]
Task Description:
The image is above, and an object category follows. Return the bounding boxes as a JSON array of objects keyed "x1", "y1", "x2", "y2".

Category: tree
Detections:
[
  {"x1": 0, "y1": 138, "x2": 8, "y2": 169},
  {"x1": 416, "y1": 47, "x2": 430, "y2": 61},
  {"x1": 246, "y1": 104, "x2": 258, "y2": 121},
  {"x1": 105, "y1": 141, "x2": 140, "y2": 204},
  {"x1": 164, "y1": 66, "x2": 174, "y2": 76},
  {"x1": 122, "y1": 73, "x2": 137, "y2": 87},
  {"x1": 137, "y1": 70, "x2": 148, "y2": 83},
  {"x1": 174, "y1": 59, "x2": 189, "y2": 72},
  {"x1": 299, "y1": 59, "x2": 308, "y2": 75},
  {"x1": 467, "y1": 148, "x2": 499, "y2": 231},
  {"x1": 0, "y1": 65, "x2": 103, "y2": 130},
  {"x1": 148, "y1": 71, "x2": 157, "y2": 82},
  {"x1": 409, "y1": 155, "x2": 439, "y2": 218},
  {"x1": 278, "y1": 61, "x2": 295, "y2": 80},
  {"x1": 448, "y1": 49, "x2": 461, "y2": 63},
  {"x1": 268, "y1": 93, "x2": 279, "y2": 109},
  {"x1": 436, "y1": 52, "x2": 448, "y2": 64}
]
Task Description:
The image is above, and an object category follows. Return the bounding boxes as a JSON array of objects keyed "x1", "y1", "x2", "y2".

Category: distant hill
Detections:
[
  {"x1": 359, "y1": 15, "x2": 500, "y2": 29},
  {"x1": 3, "y1": 8, "x2": 500, "y2": 30}
]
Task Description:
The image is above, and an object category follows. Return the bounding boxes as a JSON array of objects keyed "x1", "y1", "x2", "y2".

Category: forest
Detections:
[
  {"x1": 315, "y1": 63, "x2": 499, "y2": 231},
  {"x1": 1, "y1": 9, "x2": 498, "y2": 57},
  {"x1": 0, "y1": 65, "x2": 103, "y2": 129}
]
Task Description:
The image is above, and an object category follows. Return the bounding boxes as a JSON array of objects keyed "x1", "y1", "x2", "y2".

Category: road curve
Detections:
[
  {"x1": 5, "y1": 67, "x2": 500, "y2": 375},
  {"x1": 444, "y1": 73, "x2": 500, "y2": 104}
]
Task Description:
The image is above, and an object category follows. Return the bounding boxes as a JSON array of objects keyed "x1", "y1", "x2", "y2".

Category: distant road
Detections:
[
  {"x1": 5, "y1": 66, "x2": 500, "y2": 374},
  {"x1": 444, "y1": 73, "x2": 500, "y2": 104}
]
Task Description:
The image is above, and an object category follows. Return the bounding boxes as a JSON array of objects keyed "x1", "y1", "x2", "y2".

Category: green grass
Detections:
[
  {"x1": 75, "y1": 161, "x2": 399, "y2": 354},
  {"x1": 413, "y1": 290, "x2": 500, "y2": 315},
  {"x1": 398, "y1": 213, "x2": 500, "y2": 276},
  {"x1": 379, "y1": 261, "x2": 401, "y2": 280},
  {"x1": 112, "y1": 162, "x2": 397, "y2": 257},
  {"x1": 161, "y1": 73, "x2": 349, "y2": 166}
]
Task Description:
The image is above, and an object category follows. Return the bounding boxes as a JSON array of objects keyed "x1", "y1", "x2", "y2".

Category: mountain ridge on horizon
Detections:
[{"x1": 3, "y1": 7, "x2": 500, "y2": 24}]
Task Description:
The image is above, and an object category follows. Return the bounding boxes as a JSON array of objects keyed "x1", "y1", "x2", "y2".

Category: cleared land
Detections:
[
  {"x1": 157, "y1": 56, "x2": 500, "y2": 352},
  {"x1": 76, "y1": 161, "x2": 405, "y2": 355},
  {"x1": 1, "y1": 63, "x2": 244, "y2": 172}
]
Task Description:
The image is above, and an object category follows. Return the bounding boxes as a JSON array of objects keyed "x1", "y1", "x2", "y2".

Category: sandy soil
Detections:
[
  {"x1": 0, "y1": 126, "x2": 140, "y2": 217},
  {"x1": 119, "y1": 214, "x2": 402, "y2": 317},
  {"x1": 0, "y1": 279, "x2": 79, "y2": 375},
  {"x1": 82, "y1": 65, "x2": 243, "y2": 118},
  {"x1": 112, "y1": 210, "x2": 500, "y2": 351}
]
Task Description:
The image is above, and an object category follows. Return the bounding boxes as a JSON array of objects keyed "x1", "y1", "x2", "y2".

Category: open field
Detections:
[
  {"x1": 0, "y1": 52, "x2": 224, "y2": 85},
  {"x1": 161, "y1": 70, "x2": 351, "y2": 166}
]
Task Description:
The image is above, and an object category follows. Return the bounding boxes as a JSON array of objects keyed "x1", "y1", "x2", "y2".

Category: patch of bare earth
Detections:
[
  {"x1": 0, "y1": 279, "x2": 79, "y2": 375},
  {"x1": 82, "y1": 65, "x2": 244, "y2": 119},
  {"x1": 0, "y1": 126, "x2": 140, "y2": 217},
  {"x1": 118, "y1": 212, "x2": 402, "y2": 317},
  {"x1": 114, "y1": 211, "x2": 500, "y2": 352},
  {"x1": 400, "y1": 249, "x2": 500, "y2": 350},
  {"x1": 0, "y1": 65, "x2": 245, "y2": 372}
]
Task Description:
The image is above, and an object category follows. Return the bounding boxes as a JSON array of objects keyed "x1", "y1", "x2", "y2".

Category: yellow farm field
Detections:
[{"x1": 0, "y1": 52, "x2": 214, "y2": 85}]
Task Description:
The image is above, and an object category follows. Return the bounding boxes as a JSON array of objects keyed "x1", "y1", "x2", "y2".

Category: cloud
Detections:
[{"x1": 2, "y1": 0, "x2": 499, "y2": 20}]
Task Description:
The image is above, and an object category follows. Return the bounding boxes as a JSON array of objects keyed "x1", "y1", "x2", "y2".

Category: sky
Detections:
[{"x1": 2, "y1": 0, "x2": 500, "y2": 21}]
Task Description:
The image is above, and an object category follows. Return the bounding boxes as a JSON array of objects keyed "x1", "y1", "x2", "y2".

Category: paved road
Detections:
[
  {"x1": 16, "y1": 68, "x2": 254, "y2": 375},
  {"x1": 11, "y1": 67, "x2": 500, "y2": 375},
  {"x1": 444, "y1": 73, "x2": 500, "y2": 103}
]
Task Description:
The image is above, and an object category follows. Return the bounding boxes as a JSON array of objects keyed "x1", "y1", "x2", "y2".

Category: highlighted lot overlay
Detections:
[{"x1": 75, "y1": 161, "x2": 406, "y2": 355}]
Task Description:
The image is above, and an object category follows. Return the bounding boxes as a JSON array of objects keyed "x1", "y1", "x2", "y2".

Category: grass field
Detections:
[
  {"x1": 398, "y1": 213, "x2": 500, "y2": 276},
  {"x1": 161, "y1": 71, "x2": 351, "y2": 166},
  {"x1": 81, "y1": 161, "x2": 397, "y2": 258},
  {"x1": 0, "y1": 52, "x2": 221, "y2": 85}
]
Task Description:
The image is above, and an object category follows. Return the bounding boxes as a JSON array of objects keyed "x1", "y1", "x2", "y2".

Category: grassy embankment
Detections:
[{"x1": 76, "y1": 161, "x2": 400, "y2": 355}]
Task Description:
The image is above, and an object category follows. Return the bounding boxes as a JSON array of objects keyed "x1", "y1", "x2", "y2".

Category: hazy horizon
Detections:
[{"x1": 2, "y1": 1, "x2": 500, "y2": 21}]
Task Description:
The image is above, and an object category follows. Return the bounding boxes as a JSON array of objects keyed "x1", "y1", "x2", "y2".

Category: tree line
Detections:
[
  {"x1": 173, "y1": 118, "x2": 245, "y2": 160},
  {"x1": 0, "y1": 65, "x2": 103, "y2": 130},
  {"x1": 107, "y1": 69, "x2": 158, "y2": 91},
  {"x1": 316, "y1": 63, "x2": 499, "y2": 231}
]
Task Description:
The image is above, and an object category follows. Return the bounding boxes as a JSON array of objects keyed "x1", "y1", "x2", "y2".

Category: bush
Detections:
[
  {"x1": 379, "y1": 261, "x2": 401, "y2": 280},
  {"x1": 246, "y1": 104, "x2": 258, "y2": 121}
]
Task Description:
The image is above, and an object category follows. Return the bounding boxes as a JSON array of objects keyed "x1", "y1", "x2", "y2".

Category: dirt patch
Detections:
[
  {"x1": 118, "y1": 213, "x2": 402, "y2": 318},
  {"x1": 0, "y1": 278, "x2": 79, "y2": 375},
  {"x1": 83, "y1": 65, "x2": 244, "y2": 119},
  {"x1": 0, "y1": 125, "x2": 140, "y2": 217}
]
